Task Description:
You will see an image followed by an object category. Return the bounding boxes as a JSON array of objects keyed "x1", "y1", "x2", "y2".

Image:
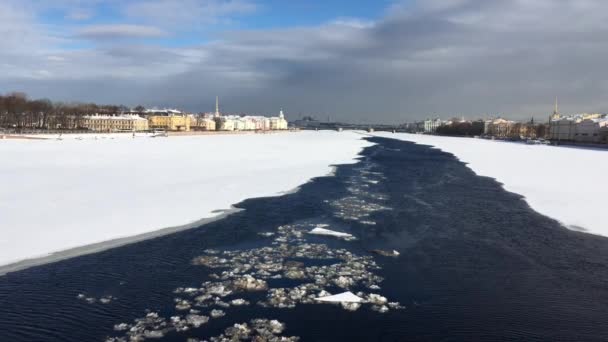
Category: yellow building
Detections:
[
  {"x1": 189, "y1": 115, "x2": 216, "y2": 131},
  {"x1": 82, "y1": 115, "x2": 149, "y2": 132},
  {"x1": 148, "y1": 115, "x2": 190, "y2": 131}
]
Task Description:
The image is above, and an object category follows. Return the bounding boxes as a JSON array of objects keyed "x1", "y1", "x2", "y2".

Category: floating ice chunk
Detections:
[
  {"x1": 284, "y1": 269, "x2": 306, "y2": 279},
  {"x1": 372, "y1": 305, "x2": 389, "y2": 313},
  {"x1": 175, "y1": 299, "x2": 191, "y2": 311},
  {"x1": 113, "y1": 323, "x2": 130, "y2": 331},
  {"x1": 146, "y1": 312, "x2": 159, "y2": 318},
  {"x1": 100, "y1": 295, "x2": 115, "y2": 304},
  {"x1": 388, "y1": 302, "x2": 405, "y2": 309},
  {"x1": 367, "y1": 294, "x2": 388, "y2": 305},
  {"x1": 143, "y1": 330, "x2": 164, "y2": 338},
  {"x1": 233, "y1": 275, "x2": 268, "y2": 291},
  {"x1": 210, "y1": 309, "x2": 225, "y2": 318},
  {"x1": 186, "y1": 314, "x2": 209, "y2": 328},
  {"x1": 226, "y1": 323, "x2": 251, "y2": 338},
  {"x1": 370, "y1": 249, "x2": 400, "y2": 257},
  {"x1": 315, "y1": 291, "x2": 363, "y2": 303},
  {"x1": 333, "y1": 276, "x2": 354, "y2": 288},
  {"x1": 230, "y1": 298, "x2": 250, "y2": 306},
  {"x1": 308, "y1": 227, "x2": 355, "y2": 240},
  {"x1": 258, "y1": 232, "x2": 275, "y2": 237},
  {"x1": 341, "y1": 302, "x2": 361, "y2": 311},
  {"x1": 359, "y1": 220, "x2": 377, "y2": 225}
]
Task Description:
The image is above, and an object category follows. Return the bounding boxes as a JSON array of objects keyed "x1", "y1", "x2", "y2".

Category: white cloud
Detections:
[
  {"x1": 77, "y1": 24, "x2": 168, "y2": 39},
  {"x1": 5, "y1": 0, "x2": 608, "y2": 122}
]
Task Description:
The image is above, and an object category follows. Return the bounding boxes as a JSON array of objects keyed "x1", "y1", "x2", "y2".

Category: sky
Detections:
[{"x1": 2, "y1": 0, "x2": 608, "y2": 123}]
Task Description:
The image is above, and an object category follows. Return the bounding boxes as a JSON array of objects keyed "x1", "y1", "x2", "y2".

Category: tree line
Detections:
[{"x1": 0, "y1": 92, "x2": 146, "y2": 130}]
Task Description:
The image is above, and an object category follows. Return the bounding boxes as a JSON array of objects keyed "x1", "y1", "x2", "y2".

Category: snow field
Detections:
[{"x1": 0, "y1": 131, "x2": 373, "y2": 267}]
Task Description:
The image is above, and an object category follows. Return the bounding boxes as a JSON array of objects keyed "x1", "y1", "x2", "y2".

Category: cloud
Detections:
[
  {"x1": 76, "y1": 24, "x2": 168, "y2": 40},
  {"x1": 5, "y1": 0, "x2": 608, "y2": 122},
  {"x1": 123, "y1": 0, "x2": 256, "y2": 25}
]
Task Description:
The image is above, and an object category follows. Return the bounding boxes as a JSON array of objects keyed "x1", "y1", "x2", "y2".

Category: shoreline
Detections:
[
  {"x1": 0, "y1": 131, "x2": 373, "y2": 276},
  {"x1": 371, "y1": 132, "x2": 605, "y2": 238},
  {"x1": 1, "y1": 129, "x2": 296, "y2": 140},
  {"x1": 0, "y1": 208, "x2": 241, "y2": 276}
]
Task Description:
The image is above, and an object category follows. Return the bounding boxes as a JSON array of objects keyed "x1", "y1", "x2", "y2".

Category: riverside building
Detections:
[
  {"x1": 82, "y1": 115, "x2": 149, "y2": 132},
  {"x1": 548, "y1": 99, "x2": 608, "y2": 143}
]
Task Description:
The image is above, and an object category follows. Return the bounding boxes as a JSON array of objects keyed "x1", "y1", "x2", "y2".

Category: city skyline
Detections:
[{"x1": 4, "y1": 1, "x2": 608, "y2": 123}]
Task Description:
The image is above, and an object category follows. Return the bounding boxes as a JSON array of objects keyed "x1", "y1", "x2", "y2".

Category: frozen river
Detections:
[
  {"x1": 2, "y1": 137, "x2": 608, "y2": 341},
  {"x1": 0, "y1": 131, "x2": 371, "y2": 270}
]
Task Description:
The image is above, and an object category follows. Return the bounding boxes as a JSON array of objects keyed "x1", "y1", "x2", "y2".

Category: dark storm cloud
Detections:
[{"x1": 4, "y1": 0, "x2": 608, "y2": 123}]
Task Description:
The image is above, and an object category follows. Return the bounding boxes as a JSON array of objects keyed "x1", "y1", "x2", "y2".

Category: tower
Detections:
[
  {"x1": 215, "y1": 96, "x2": 220, "y2": 118},
  {"x1": 552, "y1": 96, "x2": 560, "y2": 119},
  {"x1": 279, "y1": 108, "x2": 284, "y2": 119}
]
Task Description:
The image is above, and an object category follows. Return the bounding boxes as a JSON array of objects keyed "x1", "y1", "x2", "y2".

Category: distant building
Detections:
[
  {"x1": 574, "y1": 118, "x2": 608, "y2": 143},
  {"x1": 484, "y1": 118, "x2": 516, "y2": 138},
  {"x1": 82, "y1": 115, "x2": 148, "y2": 132},
  {"x1": 148, "y1": 114, "x2": 190, "y2": 131},
  {"x1": 215, "y1": 116, "x2": 236, "y2": 131},
  {"x1": 269, "y1": 110, "x2": 288, "y2": 130},
  {"x1": 190, "y1": 115, "x2": 216, "y2": 131},
  {"x1": 424, "y1": 118, "x2": 443, "y2": 133},
  {"x1": 548, "y1": 98, "x2": 608, "y2": 143},
  {"x1": 549, "y1": 117, "x2": 577, "y2": 141}
]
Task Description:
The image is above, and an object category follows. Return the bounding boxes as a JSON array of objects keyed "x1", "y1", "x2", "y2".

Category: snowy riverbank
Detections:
[
  {"x1": 373, "y1": 132, "x2": 608, "y2": 238},
  {"x1": 0, "y1": 131, "x2": 373, "y2": 271}
]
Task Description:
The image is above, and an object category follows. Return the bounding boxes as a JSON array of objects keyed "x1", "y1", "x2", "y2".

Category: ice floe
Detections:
[
  {"x1": 107, "y1": 221, "x2": 405, "y2": 341},
  {"x1": 202, "y1": 319, "x2": 298, "y2": 342},
  {"x1": 315, "y1": 291, "x2": 363, "y2": 303},
  {"x1": 308, "y1": 227, "x2": 355, "y2": 240}
]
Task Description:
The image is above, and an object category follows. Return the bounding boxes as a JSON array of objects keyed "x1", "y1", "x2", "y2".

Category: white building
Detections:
[
  {"x1": 572, "y1": 118, "x2": 608, "y2": 143},
  {"x1": 269, "y1": 110, "x2": 288, "y2": 130},
  {"x1": 210, "y1": 96, "x2": 288, "y2": 131},
  {"x1": 423, "y1": 118, "x2": 443, "y2": 133},
  {"x1": 549, "y1": 113, "x2": 608, "y2": 143},
  {"x1": 216, "y1": 116, "x2": 236, "y2": 131},
  {"x1": 484, "y1": 118, "x2": 517, "y2": 138},
  {"x1": 549, "y1": 117, "x2": 579, "y2": 141}
]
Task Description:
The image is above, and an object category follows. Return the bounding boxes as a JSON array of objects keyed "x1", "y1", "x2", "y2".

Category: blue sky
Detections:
[
  {"x1": 3, "y1": 0, "x2": 608, "y2": 122},
  {"x1": 37, "y1": 0, "x2": 395, "y2": 47}
]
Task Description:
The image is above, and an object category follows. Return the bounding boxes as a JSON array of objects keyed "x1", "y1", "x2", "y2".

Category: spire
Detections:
[
  {"x1": 551, "y1": 96, "x2": 560, "y2": 120},
  {"x1": 215, "y1": 96, "x2": 220, "y2": 117},
  {"x1": 279, "y1": 108, "x2": 284, "y2": 119}
]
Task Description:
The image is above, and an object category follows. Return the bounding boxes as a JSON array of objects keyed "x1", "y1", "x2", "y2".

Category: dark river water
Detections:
[{"x1": 2, "y1": 137, "x2": 608, "y2": 342}]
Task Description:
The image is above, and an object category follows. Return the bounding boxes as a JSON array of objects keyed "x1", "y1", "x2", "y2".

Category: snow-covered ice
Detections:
[
  {"x1": 0, "y1": 131, "x2": 372, "y2": 269},
  {"x1": 308, "y1": 227, "x2": 355, "y2": 240},
  {"x1": 315, "y1": 291, "x2": 363, "y2": 303},
  {"x1": 373, "y1": 132, "x2": 608, "y2": 237}
]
